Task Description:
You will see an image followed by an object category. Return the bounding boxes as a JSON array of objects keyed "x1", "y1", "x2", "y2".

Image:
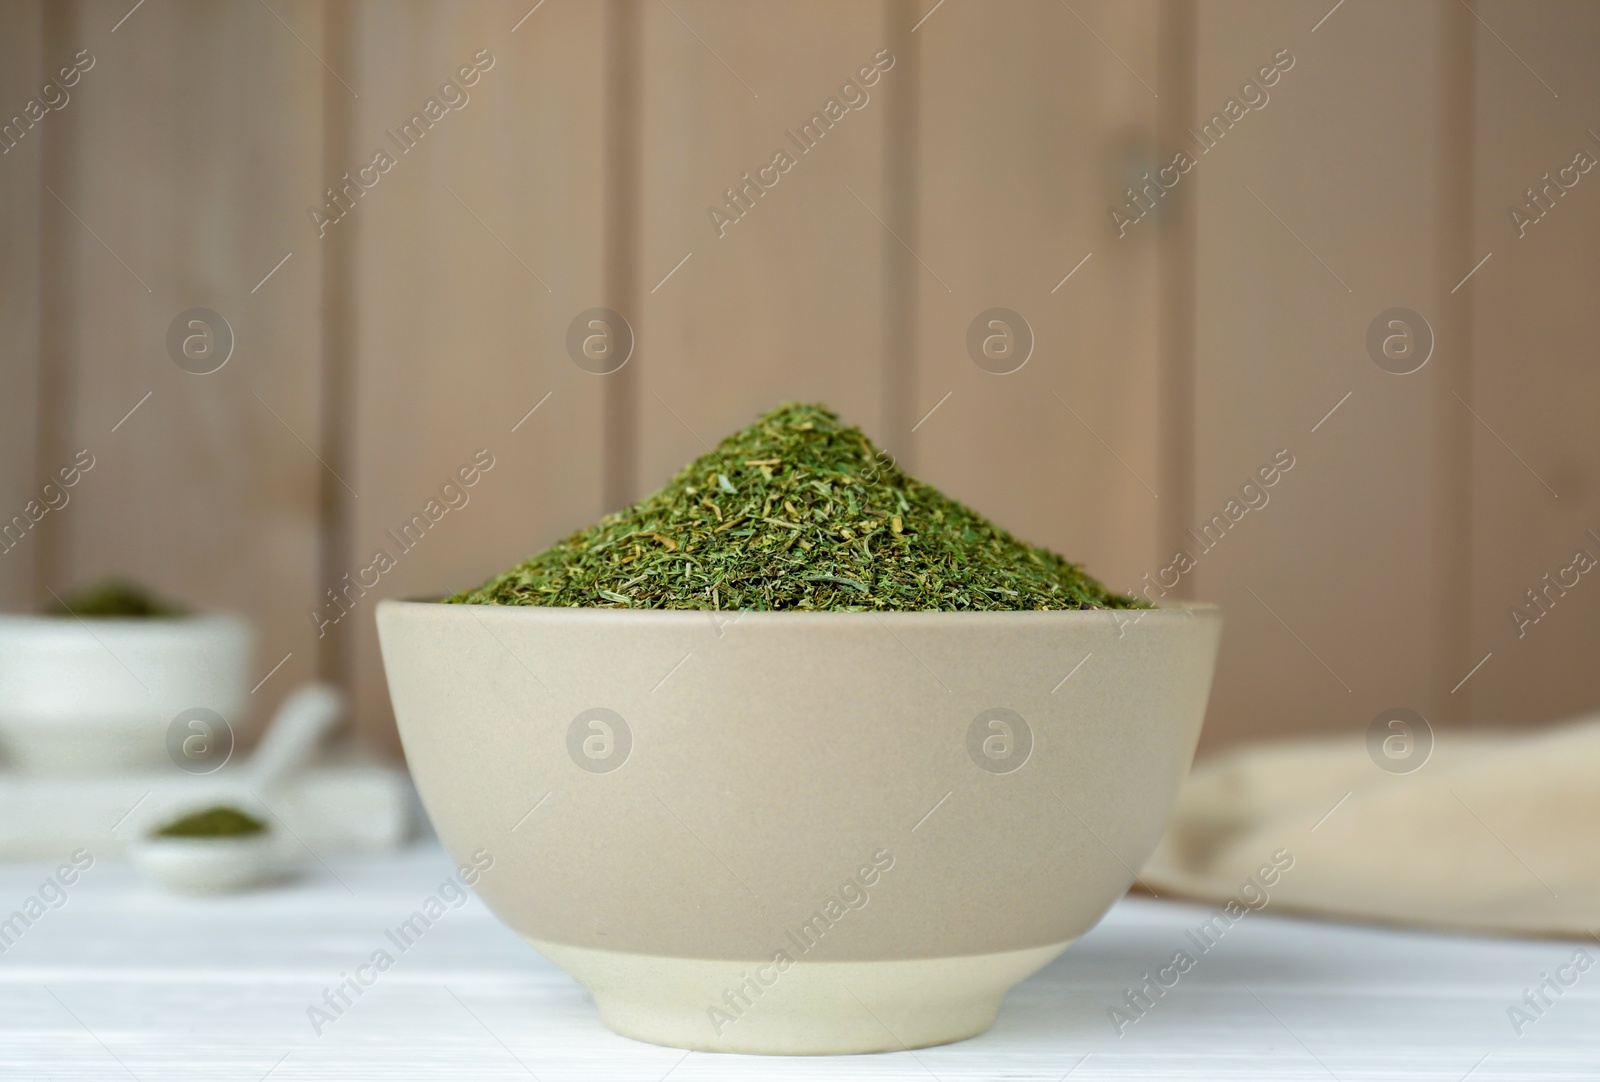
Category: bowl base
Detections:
[{"x1": 527, "y1": 937, "x2": 1072, "y2": 1055}]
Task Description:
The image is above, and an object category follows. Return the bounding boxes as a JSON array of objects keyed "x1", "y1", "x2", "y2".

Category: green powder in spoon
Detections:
[
  {"x1": 154, "y1": 806, "x2": 268, "y2": 839},
  {"x1": 451, "y1": 402, "x2": 1141, "y2": 612}
]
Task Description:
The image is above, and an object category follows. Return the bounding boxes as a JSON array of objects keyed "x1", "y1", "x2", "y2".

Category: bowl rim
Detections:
[
  {"x1": 0, "y1": 611, "x2": 248, "y2": 631},
  {"x1": 378, "y1": 597, "x2": 1220, "y2": 625},
  {"x1": 131, "y1": 832, "x2": 275, "y2": 851}
]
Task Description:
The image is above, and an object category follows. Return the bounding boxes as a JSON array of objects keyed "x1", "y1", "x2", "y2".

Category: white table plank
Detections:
[{"x1": 0, "y1": 843, "x2": 1593, "y2": 1080}]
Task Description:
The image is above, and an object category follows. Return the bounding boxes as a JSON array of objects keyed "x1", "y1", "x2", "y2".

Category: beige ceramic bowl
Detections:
[{"x1": 377, "y1": 599, "x2": 1221, "y2": 1055}]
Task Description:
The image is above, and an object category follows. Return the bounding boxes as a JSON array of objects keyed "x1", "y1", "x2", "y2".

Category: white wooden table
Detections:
[{"x1": 0, "y1": 842, "x2": 1594, "y2": 1080}]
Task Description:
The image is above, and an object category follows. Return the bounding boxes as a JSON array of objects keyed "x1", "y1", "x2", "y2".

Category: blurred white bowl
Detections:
[
  {"x1": 128, "y1": 830, "x2": 286, "y2": 893},
  {"x1": 0, "y1": 614, "x2": 252, "y2": 774}
]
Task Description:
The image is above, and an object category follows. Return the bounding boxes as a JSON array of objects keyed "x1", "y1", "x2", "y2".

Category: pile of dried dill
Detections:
[{"x1": 450, "y1": 402, "x2": 1141, "y2": 611}]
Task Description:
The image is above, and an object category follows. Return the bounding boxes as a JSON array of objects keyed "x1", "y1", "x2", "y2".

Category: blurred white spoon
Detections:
[{"x1": 129, "y1": 682, "x2": 343, "y2": 893}]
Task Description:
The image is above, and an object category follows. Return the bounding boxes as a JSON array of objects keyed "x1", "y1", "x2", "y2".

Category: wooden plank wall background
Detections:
[
  {"x1": 4, "y1": 0, "x2": 329, "y2": 751},
  {"x1": 1190, "y1": 0, "x2": 1600, "y2": 748},
  {"x1": 1191, "y1": 0, "x2": 1451, "y2": 746},
  {"x1": 2, "y1": 0, "x2": 1595, "y2": 758}
]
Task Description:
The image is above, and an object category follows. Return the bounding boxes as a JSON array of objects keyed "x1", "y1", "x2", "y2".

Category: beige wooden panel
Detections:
[
  {"x1": 0, "y1": 1, "x2": 44, "y2": 611},
  {"x1": 911, "y1": 0, "x2": 1164, "y2": 603},
  {"x1": 1467, "y1": 2, "x2": 1600, "y2": 725},
  {"x1": 45, "y1": 0, "x2": 327, "y2": 740},
  {"x1": 634, "y1": 0, "x2": 891, "y2": 497},
  {"x1": 343, "y1": 0, "x2": 609, "y2": 752},
  {"x1": 1190, "y1": 0, "x2": 1444, "y2": 749}
]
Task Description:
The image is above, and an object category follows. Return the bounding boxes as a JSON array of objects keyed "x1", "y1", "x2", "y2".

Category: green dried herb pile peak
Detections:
[{"x1": 451, "y1": 402, "x2": 1141, "y2": 612}]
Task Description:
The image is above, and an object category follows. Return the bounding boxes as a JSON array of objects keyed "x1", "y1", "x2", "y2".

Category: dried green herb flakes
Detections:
[
  {"x1": 49, "y1": 578, "x2": 186, "y2": 618},
  {"x1": 450, "y1": 402, "x2": 1142, "y2": 612},
  {"x1": 155, "y1": 806, "x2": 268, "y2": 838}
]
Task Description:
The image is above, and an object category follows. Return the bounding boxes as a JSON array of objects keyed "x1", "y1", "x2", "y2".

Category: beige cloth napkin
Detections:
[{"x1": 1139, "y1": 714, "x2": 1600, "y2": 938}]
